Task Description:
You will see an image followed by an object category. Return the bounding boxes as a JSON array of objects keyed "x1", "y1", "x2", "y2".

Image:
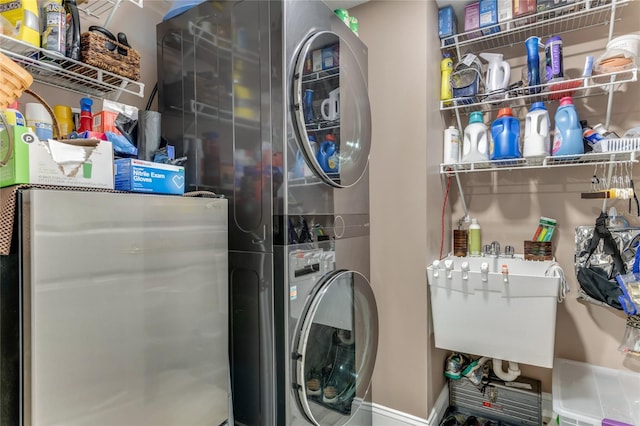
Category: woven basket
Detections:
[
  {"x1": 0, "y1": 52, "x2": 34, "y2": 110},
  {"x1": 80, "y1": 32, "x2": 141, "y2": 81}
]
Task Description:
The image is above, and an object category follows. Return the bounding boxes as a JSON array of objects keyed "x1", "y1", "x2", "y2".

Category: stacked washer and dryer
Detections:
[{"x1": 157, "y1": 1, "x2": 378, "y2": 425}]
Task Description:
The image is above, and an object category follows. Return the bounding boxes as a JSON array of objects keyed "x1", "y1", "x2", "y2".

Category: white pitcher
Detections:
[{"x1": 321, "y1": 88, "x2": 340, "y2": 121}]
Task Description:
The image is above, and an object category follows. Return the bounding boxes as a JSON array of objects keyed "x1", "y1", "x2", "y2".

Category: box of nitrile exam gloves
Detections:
[{"x1": 114, "y1": 159, "x2": 185, "y2": 195}]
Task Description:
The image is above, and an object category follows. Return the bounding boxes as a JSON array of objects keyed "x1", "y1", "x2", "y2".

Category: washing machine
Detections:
[{"x1": 157, "y1": 1, "x2": 377, "y2": 424}]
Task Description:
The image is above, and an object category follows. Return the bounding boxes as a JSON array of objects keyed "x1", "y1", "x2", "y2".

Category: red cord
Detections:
[{"x1": 440, "y1": 177, "x2": 452, "y2": 259}]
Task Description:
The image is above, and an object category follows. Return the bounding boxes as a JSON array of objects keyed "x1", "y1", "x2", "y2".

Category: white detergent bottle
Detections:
[
  {"x1": 523, "y1": 101, "x2": 550, "y2": 158},
  {"x1": 462, "y1": 111, "x2": 489, "y2": 162}
]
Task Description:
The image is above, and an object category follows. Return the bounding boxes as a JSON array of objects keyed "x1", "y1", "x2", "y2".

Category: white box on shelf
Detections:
[
  {"x1": 426, "y1": 255, "x2": 561, "y2": 368},
  {"x1": 552, "y1": 358, "x2": 640, "y2": 426}
]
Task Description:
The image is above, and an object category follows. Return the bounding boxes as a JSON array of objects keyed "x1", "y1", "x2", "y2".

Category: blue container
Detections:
[
  {"x1": 491, "y1": 107, "x2": 521, "y2": 160},
  {"x1": 553, "y1": 96, "x2": 584, "y2": 156},
  {"x1": 317, "y1": 135, "x2": 339, "y2": 173},
  {"x1": 525, "y1": 36, "x2": 541, "y2": 94}
]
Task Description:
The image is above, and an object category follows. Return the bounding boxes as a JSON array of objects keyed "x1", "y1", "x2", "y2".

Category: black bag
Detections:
[{"x1": 575, "y1": 212, "x2": 625, "y2": 310}]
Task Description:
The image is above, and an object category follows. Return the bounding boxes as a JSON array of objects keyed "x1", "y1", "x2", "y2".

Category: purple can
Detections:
[{"x1": 545, "y1": 36, "x2": 564, "y2": 82}]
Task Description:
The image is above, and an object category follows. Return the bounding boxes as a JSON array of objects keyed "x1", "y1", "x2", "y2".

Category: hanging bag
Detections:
[{"x1": 575, "y1": 211, "x2": 626, "y2": 310}]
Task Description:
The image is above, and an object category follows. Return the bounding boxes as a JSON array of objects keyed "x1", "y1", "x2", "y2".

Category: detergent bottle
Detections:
[
  {"x1": 523, "y1": 102, "x2": 550, "y2": 158},
  {"x1": 317, "y1": 134, "x2": 339, "y2": 173},
  {"x1": 491, "y1": 107, "x2": 521, "y2": 160},
  {"x1": 462, "y1": 111, "x2": 489, "y2": 162},
  {"x1": 525, "y1": 36, "x2": 541, "y2": 93},
  {"x1": 441, "y1": 53, "x2": 453, "y2": 104},
  {"x1": 553, "y1": 96, "x2": 584, "y2": 156}
]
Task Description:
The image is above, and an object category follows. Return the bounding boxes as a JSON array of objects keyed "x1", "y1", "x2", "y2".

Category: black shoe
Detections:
[
  {"x1": 462, "y1": 416, "x2": 479, "y2": 426},
  {"x1": 441, "y1": 415, "x2": 459, "y2": 426}
]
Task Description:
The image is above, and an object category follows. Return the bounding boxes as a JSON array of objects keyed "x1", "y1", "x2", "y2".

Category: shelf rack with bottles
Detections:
[
  {"x1": 440, "y1": 0, "x2": 630, "y2": 60},
  {"x1": 0, "y1": 34, "x2": 144, "y2": 99}
]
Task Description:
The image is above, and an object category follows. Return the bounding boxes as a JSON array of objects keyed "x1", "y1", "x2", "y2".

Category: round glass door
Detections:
[
  {"x1": 292, "y1": 31, "x2": 372, "y2": 188},
  {"x1": 293, "y1": 270, "x2": 378, "y2": 426}
]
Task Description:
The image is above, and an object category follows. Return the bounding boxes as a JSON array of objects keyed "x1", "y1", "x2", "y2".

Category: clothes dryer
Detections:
[{"x1": 157, "y1": 2, "x2": 377, "y2": 425}]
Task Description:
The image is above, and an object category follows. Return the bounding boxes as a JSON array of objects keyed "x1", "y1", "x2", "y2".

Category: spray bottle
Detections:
[
  {"x1": 441, "y1": 53, "x2": 453, "y2": 105},
  {"x1": 79, "y1": 97, "x2": 93, "y2": 133}
]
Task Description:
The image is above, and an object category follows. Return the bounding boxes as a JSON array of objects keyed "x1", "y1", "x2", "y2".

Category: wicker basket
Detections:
[
  {"x1": 0, "y1": 52, "x2": 34, "y2": 110},
  {"x1": 80, "y1": 32, "x2": 141, "y2": 81}
]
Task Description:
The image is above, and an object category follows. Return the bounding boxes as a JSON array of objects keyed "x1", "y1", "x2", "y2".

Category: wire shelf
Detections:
[
  {"x1": 78, "y1": 0, "x2": 143, "y2": 27},
  {"x1": 0, "y1": 34, "x2": 145, "y2": 99},
  {"x1": 440, "y1": 67, "x2": 637, "y2": 114},
  {"x1": 440, "y1": 0, "x2": 629, "y2": 58},
  {"x1": 440, "y1": 148, "x2": 640, "y2": 175}
]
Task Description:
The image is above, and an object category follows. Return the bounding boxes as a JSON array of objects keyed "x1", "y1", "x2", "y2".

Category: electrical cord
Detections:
[{"x1": 546, "y1": 262, "x2": 568, "y2": 302}]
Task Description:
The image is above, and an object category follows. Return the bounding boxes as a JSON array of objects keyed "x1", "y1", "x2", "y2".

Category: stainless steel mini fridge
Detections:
[{"x1": 0, "y1": 189, "x2": 230, "y2": 425}]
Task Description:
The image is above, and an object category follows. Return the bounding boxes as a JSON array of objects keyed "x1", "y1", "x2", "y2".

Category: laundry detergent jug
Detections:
[
  {"x1": 317, "y1": 134, "x2": 339, "y2": 173},
  {"x1": 491, "y1": 107, "x2": 521, "y2": 160},
  {"x1": 553, "y1": 96, "x2": 584, "y2": 156},
  {"x1": 462, "y1": 111, "x2": 489, "y2": 162},
  {"x1": 480, "y1": 53, "x2": 510, "y2": 93},
  {"x1": 523, "y1": 102, "x2": 550, "y2": 158}
]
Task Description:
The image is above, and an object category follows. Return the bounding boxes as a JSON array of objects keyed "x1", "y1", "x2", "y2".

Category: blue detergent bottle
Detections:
[
  {"x1": 525, "y1": 36, "x2": 541, "y2": 93},
  {"x1": 317, "y1": 134, "x2": 339, "y2": 173},
  {"x1": 491, "y1": 107, "x2": 521, "y2": 160},
  {"x1": 553, "y1": 96, "x2": 584, "y2": 156}
]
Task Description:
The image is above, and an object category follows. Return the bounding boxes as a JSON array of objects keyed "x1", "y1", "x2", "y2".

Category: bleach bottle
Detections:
[
  {"x1": 461, "y1": 111, "x2": 489, "y2": 162},
  {"x1": 317, "y1": 134, "x2": 339, "y2": 173},
  {"x1": 553, "y1": 96, "x2": 584, "y2": 156},
  {"x1": 491, "y1": 107, "x2": 521, "y2": 160},
  {"x1": 523, "y1": 102, "x2": 550, "y2": 158}
]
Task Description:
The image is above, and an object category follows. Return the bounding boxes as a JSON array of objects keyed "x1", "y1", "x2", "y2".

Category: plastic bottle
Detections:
[
  {"x1": 491, "y1": 107, "x2": 521, "y2": 160},
  {"x1": 441, "y1": 53, "x2": 453, "y2": 104},
  {"x1": 468, "y1": 218, "x2": 481, "y2": 257},
  {"x1": 41, "y1": 0, "x2": 66, "y2": 55},
  {"x1": 552, "y1": 96, "x2": 584, "y2": 156},
  {"x1": 545, "y1": 36, "x2": 564, "y2": 82},
  {"x1": 53, "y1": 105, "x2": 74, "y2": 137},
  {"x1": 443, "y1": 126, "x2": 460, "y2": 164},
  {"x1": 525, "y1": 36, "x2": 541, "y2": 93},
  {"x1": 79, "y1": 97, "x2": 93, "y2": 133},
  {"x1": 62, "y1": 0, "x2": 81, "y2": 60},
  {"x1": 3, "y1": 101, "x2": 26, "y2": 127},
  {"x1": 523, "y1": 102, "x2": 550, "y2": 158},
  {"x1": 0, "y1": 0, "x2": 40, "y2": 47},
  {"x1": 462, "y1": 111, "x2": 489, "y2": 162},
  {"x1": 317, "y1": 134, "x2": 339, "y2": 173},
  {"x1": 25, "y1": 103, "x2": 54, "y2": 140}
]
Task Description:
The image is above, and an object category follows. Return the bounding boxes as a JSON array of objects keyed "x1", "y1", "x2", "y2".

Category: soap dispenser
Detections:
[{"x1": 468, "y1": 218, "x2": 481, "y2": 257}]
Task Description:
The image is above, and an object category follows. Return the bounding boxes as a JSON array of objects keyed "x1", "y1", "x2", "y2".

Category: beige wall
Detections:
[
  {"x1": 356, "y1": 0, "x2": 447, "y2": 419},
  {"x1": 358, "y1": 0, "x2": 640, "y2": 419}
]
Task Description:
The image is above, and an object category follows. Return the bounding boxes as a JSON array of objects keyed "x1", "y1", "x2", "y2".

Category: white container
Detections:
[
  {"x1": 25, "y1": 103, "x2": 54, "y2": 141},
  {"x1": 606, "y1": 34, "x2": 640, "y2": 59},
  {"x1": 462, "y1": 114, "x2": 489, "y2": 162},
  {"x1": 523, "y1": 102, "x2": 550, "y2": 158},
  {"x1": 443, "y1": 126, "x2": 460, "y2": 164},
  {"x1": 552, "y1": 358, "x2": 640, "y2": 426},
  {"x1": 427, "y1": 255, "x2": 561, "y2": 368}
]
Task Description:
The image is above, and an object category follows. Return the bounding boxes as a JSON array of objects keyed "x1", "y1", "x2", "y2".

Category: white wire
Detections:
[{"x1": 547, "y1": 262, "x2": 569, "y2": 303}]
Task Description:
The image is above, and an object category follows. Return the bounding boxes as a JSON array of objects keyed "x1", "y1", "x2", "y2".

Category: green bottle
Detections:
[{"x1": 468, "y1": 218, "x2": 481, "y2": 257}]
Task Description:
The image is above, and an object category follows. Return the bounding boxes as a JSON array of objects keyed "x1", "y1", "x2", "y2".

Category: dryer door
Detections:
[
  {"x1": 292, "y1": 31, "x2": 371, "y2": 188},
  {"x1": 293, "y1": 270, "x2": 378, "y2": 426}
]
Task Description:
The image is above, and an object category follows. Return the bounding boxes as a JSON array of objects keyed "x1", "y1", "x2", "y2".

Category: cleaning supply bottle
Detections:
[
  {"x1": 443, "y1": 126, "x2": 460, "y2": 165},
  {"x1": 53, "y1": 104, "x2": 74, "y2": 137},
  {"x1": 40, "y1": 0, "x2": 66, "y2": 56},
  {"x1": 462, "y1": 111, "x2": 489, "y2": 162},
  {"x1": 317, "y1": 134, "x2": 339, "y2": 173},
  {"x1": 552, "y1": 96, "x2": 584, "y2": 156},
  {"x1": 62, "y1": 0, "x2": 81, "y2": 60},
  {"x1": 468, "y1": 218, "x2": 481, "y2": 257},
  {"x1": 79, "y1": 97, "x2": 93, "y2": 133},
  {"x1": 491, "y1": 107, "x2": 521, "y2": 160},
  {"x1": 0, "y1": 0, "x2": 40, "y2": 48},
  {"x1": 525, "y1": 36, "x2": 541, "y2": 93},
  {"x1": 523, "y1": 102, "x2": 550, "y2": 158},
  {"x1": 3, "y1": 101, "x2": 26, "y2": 127},
  {"x1": 441, "y1": 53, "x2": 453, "y2": 104},
  {"x1": 25, "y1": 102, "x2": 54, "y2": 140}
]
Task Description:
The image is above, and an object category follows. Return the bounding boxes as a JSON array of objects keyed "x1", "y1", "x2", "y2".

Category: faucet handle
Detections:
[
  {"x1": 491, "y1": 241, "x2": 501, "y2": 257},
  {"x1": 505, "y1": 245, "x2": 515, "y2": 257}
]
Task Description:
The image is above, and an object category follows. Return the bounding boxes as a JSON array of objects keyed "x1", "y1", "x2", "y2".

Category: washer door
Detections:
[
  {"x1": 292, "y1": 31, "x2": 372, "y2": 188},
  {"x1": 293, "y1": 270, "x2": 378, "y2": 426}
]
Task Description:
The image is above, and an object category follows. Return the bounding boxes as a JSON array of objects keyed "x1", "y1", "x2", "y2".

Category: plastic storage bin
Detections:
[
  {"x1": 552, "y1": 358, "x2": 640, "y2": 426},
  {"x1": 427, "y1": 255, "x2": 561, "y2": 368}
]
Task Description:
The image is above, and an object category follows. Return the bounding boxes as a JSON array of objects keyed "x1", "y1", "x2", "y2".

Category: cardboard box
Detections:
[
  {"x1": 322, "y1": 46, "x2": 334, "y2": 70},
  {"x1": 464, "y1": 2, "x2": 482, "y2": 39},
  {"x1": 312, "y1": 49, "x2": 322, "y2": 72},
  {"x1": 479, "y1": 0, "x2": 500, "y2": 35},
  {"x1": 438, "y1": 6, "x2": 457, "y2": 44},
  {"x1": 536, "y1": 0, "x2": 576, "y2": 14},
  {"x1": 498, "y1": 0, "x2": 513, "y2": 22},
  {"x1": 0, "y1": 126, "x2": 114, "y2": 189},
  {"x1": 92, "y1": 110, "x2": 120, "y2": 135},
  {"x1": 114, "y1": 158, "x2": 185, "y2": 195},
  {"x1": 514, "y1": 0, "x2": 537, "y2": 25}
]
